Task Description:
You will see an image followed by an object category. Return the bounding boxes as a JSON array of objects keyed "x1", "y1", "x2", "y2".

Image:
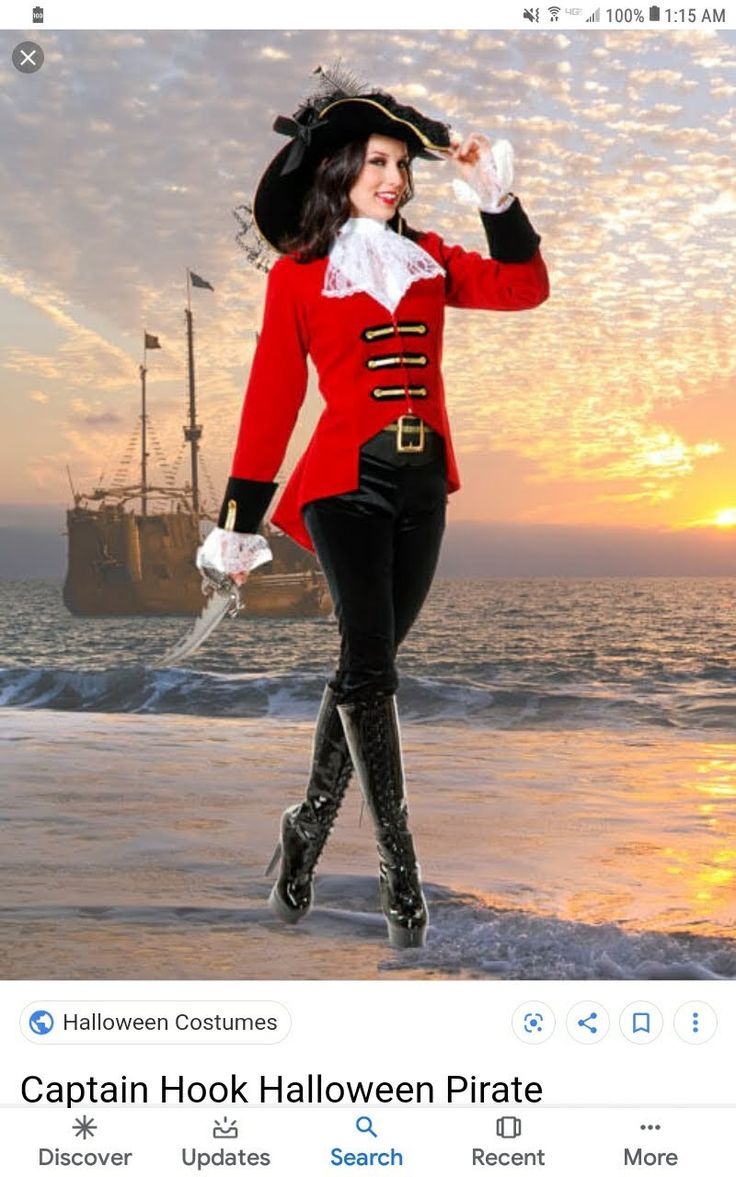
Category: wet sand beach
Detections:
[{"x1": 2, "y1": 709, "x2": 735, "y2": 981}]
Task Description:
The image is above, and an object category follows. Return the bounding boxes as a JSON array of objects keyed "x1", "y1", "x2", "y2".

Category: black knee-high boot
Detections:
[
  {"x1": 267, "y1": 685, "x2": 353, "y2": 923},
  {"x1": 337, "y1": 694, "x2": 428, "y2": 949}
]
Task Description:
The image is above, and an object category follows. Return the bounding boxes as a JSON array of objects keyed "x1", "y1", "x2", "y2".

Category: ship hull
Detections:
[{"x1": 63, "y1": 506, "x2": 331, "y2": 618}]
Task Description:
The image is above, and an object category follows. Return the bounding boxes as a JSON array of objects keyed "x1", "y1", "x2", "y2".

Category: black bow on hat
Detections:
[{"x1": 273, "y1": 111, "x2": 329, "y2": 176}]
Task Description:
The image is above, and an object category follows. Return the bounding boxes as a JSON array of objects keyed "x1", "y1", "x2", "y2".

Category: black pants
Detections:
[{"x1": 302, "y1": 431, "x2": 447, "y2": 702}]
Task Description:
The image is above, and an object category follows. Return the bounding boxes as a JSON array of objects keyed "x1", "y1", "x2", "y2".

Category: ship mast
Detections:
[
  {"x1": 139, "y1": 362, "x2": 148, "y2": 516},
  {"x1": 140, "y1": 331, "x2": 161, "y2": 516},
  {"x1": 184, "y1": 269, "x2": 214, "y2": 515}
]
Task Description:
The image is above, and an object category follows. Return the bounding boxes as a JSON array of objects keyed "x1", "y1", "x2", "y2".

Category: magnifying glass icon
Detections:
[{"x1": 356, "y1": 1115, "x2": 378, "y2": 1139}]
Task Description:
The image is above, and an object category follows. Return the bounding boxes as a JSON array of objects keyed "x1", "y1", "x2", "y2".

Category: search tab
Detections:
[{"x1": 330, "y1": 1117, "x2": 406, "y2": 1169}]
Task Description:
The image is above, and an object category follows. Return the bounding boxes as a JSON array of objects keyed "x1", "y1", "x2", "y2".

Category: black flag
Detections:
[
  {"x1": 190, "y1": 272, "x2": 214, "y2": 291},
  {"x1": 144, "y1": 333, "x2": 161, "y2": 349}
]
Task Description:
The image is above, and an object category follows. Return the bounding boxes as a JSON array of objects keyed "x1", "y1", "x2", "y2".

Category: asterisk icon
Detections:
[{"x1": 72, "y1": 1116, "x2": 97, "y2": 1139}]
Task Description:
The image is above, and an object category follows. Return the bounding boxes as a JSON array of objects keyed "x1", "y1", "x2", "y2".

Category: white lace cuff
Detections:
[
  {"x1": 196, "y1": 527, "x2": 273, "y2": 576},
  {"x1": 452, "y1": 139, "x2": 514, "y2": 213}
]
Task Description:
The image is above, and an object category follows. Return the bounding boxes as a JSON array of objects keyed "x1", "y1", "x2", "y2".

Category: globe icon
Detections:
[{"x1": 29, "y1": 1010, "x2": 54, "y2": 1035}]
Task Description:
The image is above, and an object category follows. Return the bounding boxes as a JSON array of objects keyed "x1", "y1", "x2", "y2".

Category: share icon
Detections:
[{"x1": 567, "y1": 1001, "x2": 610, "y2": 1044}]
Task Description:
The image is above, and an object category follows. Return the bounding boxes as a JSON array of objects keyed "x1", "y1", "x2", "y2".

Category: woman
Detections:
[{"x1": 199, "y1": 72, "x2": 549, "y2": 948}]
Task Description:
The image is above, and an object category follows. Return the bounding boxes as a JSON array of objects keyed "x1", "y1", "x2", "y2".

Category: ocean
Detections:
[
  {"x1": 1, "y1": 577, "x2": 735, "y2": 981},
  {"x1": 2, "y1": 577, "x2": 735, "y2": 731}
]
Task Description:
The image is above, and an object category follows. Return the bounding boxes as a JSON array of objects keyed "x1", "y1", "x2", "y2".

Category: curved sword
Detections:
[
  {"x1": 154, "y1": 500, "x2": 273, "y2": 667},
  {"x1": 155, "y1": 571, "x2": 242, "y2": 667}
]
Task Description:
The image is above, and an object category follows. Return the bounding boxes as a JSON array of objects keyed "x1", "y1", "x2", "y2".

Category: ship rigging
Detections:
[{"x1": 63, "y1": 272, "x2": 329, "y2": 618}]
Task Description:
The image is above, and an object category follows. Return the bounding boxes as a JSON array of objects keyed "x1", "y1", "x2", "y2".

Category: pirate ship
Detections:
[{"x1": 63, "y1": 272, "x2": 329, "y2": 618}]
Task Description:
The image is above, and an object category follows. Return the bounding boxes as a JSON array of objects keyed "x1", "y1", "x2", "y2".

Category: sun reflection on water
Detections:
[{"x1": 695, "y1": 759, "x2": 736, "y2": 798}]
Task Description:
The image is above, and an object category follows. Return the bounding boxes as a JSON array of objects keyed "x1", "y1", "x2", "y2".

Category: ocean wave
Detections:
[
  {"x1": 378, "y1": 886, "x2": 736, "y2": 980},
  {"x1": 2, "y1": 882, "x2": 733, "y2": 980},
  {"x1": 2, "y1": 663, "x2": 735, "y2": 732}
]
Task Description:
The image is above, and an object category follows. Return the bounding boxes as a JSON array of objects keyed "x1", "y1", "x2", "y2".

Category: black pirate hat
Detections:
[{"x1": 253, "y1": 67, "x2": 452, "y2": 251}]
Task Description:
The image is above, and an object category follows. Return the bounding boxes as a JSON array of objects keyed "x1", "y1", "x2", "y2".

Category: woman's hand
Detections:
[
  {"x1": 448, "y1": 133, "x2": 514, "y2": 213},
  {"x1": 448, "y1": 132, "x2": 494, "y2": 184},
  {"x1": 195, "y1": 527, "x2": 272, "y2": 582}
]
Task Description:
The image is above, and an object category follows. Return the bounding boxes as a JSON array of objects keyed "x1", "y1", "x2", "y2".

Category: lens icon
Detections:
[{"x1": 512, "y1": 1001, "x2": 555, "y2": 1043}]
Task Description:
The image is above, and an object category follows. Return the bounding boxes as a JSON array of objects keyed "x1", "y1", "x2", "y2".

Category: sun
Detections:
[{"x1": 713, "y1": 508, "x2": 736, "y2": 528}]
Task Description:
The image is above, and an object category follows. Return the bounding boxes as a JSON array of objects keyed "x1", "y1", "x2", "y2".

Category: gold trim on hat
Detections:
[{"x1": 318, "y1": 97, "x2": 451, "y2": 153}]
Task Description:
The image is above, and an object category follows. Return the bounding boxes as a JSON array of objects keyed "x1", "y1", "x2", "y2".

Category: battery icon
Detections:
[{"x1": 649, "y1": 4, "x2": 660, "y2": 16}]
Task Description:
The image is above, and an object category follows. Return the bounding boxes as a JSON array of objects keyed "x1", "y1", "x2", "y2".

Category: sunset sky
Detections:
[{"x1": 1, "y1": 27, "x2": 735, "y2": 568}]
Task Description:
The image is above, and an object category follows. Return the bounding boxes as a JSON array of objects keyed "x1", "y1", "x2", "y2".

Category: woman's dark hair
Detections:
[{"x1": 281, "y1": 138, "x2": 420, "y2": 262}]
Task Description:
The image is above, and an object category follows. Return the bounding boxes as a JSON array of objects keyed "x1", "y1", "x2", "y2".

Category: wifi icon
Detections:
[{"x1": 548, "y1": 5, "x2": 561, "y2": 16}]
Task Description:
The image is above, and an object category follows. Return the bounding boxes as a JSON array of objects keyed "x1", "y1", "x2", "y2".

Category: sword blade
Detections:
[{"x1": 156, "y1": 586, "x2": 239, "y2": 667}]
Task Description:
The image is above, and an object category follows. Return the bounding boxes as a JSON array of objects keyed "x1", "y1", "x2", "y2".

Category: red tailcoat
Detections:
[{"x1": 228, "y1": 221, "x2": 549, "y2": 551}]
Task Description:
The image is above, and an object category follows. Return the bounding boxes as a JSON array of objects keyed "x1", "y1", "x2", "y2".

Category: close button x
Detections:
[{"x1": 13, "y1": 42, "x2": 45, "y2": 73}]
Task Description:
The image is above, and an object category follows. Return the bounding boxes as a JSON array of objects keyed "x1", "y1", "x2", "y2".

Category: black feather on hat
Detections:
[{"x1": 252, "y1": 66, "x2": 452, "y2": 252}]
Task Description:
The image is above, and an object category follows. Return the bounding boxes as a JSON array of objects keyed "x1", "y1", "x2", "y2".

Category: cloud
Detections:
[
  {"x1": 78, "y1": 412, "x2": 124, "y2": 427},
  {"x1": 259, "y1": 47, "x2": 289, "y2": 61},
  {"x1": 2, "y1": 28, "x2": 735, "y2": 527}
]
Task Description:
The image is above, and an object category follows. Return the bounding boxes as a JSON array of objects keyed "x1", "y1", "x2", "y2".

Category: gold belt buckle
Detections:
[{"x1": 396, "y1": 414, "x2": 425, "y2": 454}]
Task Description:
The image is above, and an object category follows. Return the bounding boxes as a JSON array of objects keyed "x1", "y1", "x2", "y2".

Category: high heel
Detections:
[
  {"x1": 338, "y1": 693, "x2": 428, "y2": 949},
  {"x1": 267, "y1": 804, "x2": 318, "y2": 923},
  {"x1": 264, "y1": 843, "x2": 282, "y2": 878},
  {"x1": 267, "y1": 685, "x2": 353, "y2": 924}
]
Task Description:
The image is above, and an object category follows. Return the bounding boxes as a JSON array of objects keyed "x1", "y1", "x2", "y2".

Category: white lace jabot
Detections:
[{"x1": 323, "y1": 216, "x2": 444, "y2": 314}]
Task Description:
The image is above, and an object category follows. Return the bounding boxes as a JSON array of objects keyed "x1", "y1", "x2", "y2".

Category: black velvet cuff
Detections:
[
  {"x1": 217, "y1": 477, "x2": 278, "y2": 533},
  {"x1": 480, "y1": 198, "x2": 541, "y2": 263}
]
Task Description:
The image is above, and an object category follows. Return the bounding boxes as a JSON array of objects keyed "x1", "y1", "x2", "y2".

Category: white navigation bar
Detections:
[{"x1": 2, "y1": 1105, "x2": 734, "y2": 1175}]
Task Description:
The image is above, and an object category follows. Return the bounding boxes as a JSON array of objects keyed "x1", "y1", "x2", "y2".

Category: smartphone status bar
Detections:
[{"x1": 4, "y1": 1, "x2": 735, "y2": 30}]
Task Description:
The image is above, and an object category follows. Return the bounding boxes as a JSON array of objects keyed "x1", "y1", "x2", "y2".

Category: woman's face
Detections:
[{"x1": 348, "y1": 134, "x2": 410, "y2": 220}]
